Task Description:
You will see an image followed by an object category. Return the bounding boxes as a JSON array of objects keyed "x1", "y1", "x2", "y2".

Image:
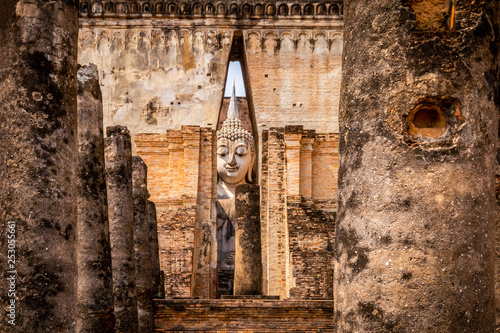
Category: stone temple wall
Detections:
[
  {"x1": 79, "y1": 0, "x2": 343, "y2": 301},
  {"x1": 78, "y1": 0, "x2": 343, "y2": 153},
  {"x1": 78, "y1": 27, "x2": 232, "y2": 152}
]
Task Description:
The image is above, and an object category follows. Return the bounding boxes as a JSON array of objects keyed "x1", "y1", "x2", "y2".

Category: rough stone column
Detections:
[
  {"x1": 148, "y1": 200, "x2": 164, "y2": 298},
  {"x1": 0, "y1": 1, "x2": 78, "y2": 332},
  {"x1": 76, "y1": 64, "x2": 114, "y2": 332},
  {"x1": 335, "y1": 1, "x2": 499, "y2": 332},
  {"x1": 105, "y1": 126, "x2": 138, "y2": 333},
  {"x1": 234, "y1": 184, "x2": 262, "y2": 295},
  {"x1": 132, "y1": 156, "x2": 154, "y2": 332}
]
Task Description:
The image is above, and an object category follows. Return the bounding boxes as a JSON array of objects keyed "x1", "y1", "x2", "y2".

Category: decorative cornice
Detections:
[{"x1": 79, "y1": 1, "x2": 343, "y2": 20}]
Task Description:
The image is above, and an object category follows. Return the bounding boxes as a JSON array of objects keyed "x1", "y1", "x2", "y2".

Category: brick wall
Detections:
[
  {"x1": 137, "y1": 125, "x2": 338, "y2": 299},
  {"x1": 261, "y1": 126, "x2": 337, "y2": 299},
  {"x1": 136, "y1": 126, "x2": 216, "y2": 298},
  {"x1": 154, "y1": 299, "x2": 334, "y2": 332},
  {"x1": 266, "y1": 128, "x2": 288, "y2": 298},
  {"x1": 244, "y1": 29, "x2": 342, "y2": 133}
]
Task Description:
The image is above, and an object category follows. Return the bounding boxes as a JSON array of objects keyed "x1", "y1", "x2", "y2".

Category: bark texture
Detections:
[
  {"x1": 76, "y1": 64, "x2": 115, "y2": 332},
  {"x1": 132, "y1": 156, "x2": 154, "y2": 332},
  {"x1": 234, "y1": 184, "x2": 262, "y2": 295},
  {"x1": 335, "y1": 1, "x2": 499, "y2": 332},
  {"x1": 105, "y1": 126, "x2": 138, "y2": 333},
  {"x1": 0, "y1": 1, "x2": 79, "y2": 331}
]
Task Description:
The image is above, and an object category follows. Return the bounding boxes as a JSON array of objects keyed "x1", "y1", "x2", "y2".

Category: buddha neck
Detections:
[{"x1": 217, "y1": 178, "x2": 246, "y2": 200}]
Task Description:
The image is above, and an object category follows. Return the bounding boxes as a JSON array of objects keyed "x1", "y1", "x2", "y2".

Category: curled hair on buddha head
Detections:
[{"x1": 216, "y1": 80, "x2": 255, "y2": 183}]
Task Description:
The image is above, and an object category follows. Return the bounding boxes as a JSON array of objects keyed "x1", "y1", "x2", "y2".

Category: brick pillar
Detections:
[
  {"x1": 312, "y1": 135, "x2": 337, "y2": 206},
  {"x1": 181, "y1": 126, "x2": 200, "y2": 297},
  {"x1": 105, "y1": 126, "x2": 138, "y2": 333},
  {"x1": 0, "y1": 1, "x2": 78, "y2": 331},
  {"x1": 285, "y1": 126, "x2": 303, "y2": 199},
  {"x1": 193, "y1": 128, "x2": 217, "y2": 299},
  {"x1": 260, "y1": 130, "x2": 270, "y2": 295},
  {"x1": 335, "y1": 1, "x2": 499, "y2": 331},
  {"x1": 148, "y1": 200, "x2": 164, "y2": 298},
  {"x1": 234, "y1": 184, "x2": 262, "y2": 295},
  {"x1": 267, "y1": 127, "x2": 289, "y2": 298},
  {"x1": 76, "y1": 64, "x2": 114, "y2": 332},
  {"x1": 132, "y1": 156, "x2": 154, "y2": 332},
  {"x1": 299, "y1": 132, "x2": 315, "y2": 199}
]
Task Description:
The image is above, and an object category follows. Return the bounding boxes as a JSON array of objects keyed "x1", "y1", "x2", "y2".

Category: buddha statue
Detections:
[{"x1": 216, "y1": 82, "x2": 255, "y2": 295}]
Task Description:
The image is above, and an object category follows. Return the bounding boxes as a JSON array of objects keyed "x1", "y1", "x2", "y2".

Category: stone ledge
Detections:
[{"x1": 154, "y1": 299, "x2": 333, "y2": 332}]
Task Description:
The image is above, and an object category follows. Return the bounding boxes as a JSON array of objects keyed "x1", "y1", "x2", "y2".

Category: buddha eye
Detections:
[
  {"x1": 217, "y1": 146, "x2": 229, "y2": 156},
  {"x1": 235, "y1": 146, "x2": 247, "y2": 156}
]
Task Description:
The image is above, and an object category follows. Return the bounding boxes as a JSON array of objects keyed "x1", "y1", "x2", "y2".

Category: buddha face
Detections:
[{"x1": 217, "y1": 138, "x2": 253, "y2": 185}]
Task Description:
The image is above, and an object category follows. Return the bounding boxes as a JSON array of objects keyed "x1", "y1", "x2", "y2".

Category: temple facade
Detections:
[
  {"x1": 79, "y1": 0, "x2": 342, "y2": 301},
  {"x1": 2, "y1": 0, "x2": 499, "y2": 332}
]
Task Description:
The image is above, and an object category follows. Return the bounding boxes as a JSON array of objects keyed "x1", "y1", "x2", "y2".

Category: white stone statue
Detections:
[
  {"x1": 215, "y1": 81, "x2": 255, "y2": 294},
  {"x1": 216, "y1": 81, "x2": 255, "y2": 199}
]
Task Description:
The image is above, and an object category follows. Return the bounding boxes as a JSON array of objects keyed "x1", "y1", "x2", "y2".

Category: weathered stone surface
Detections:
[
  {"x1": 78, "y1": 26, "x2": 232, "y2": 153},
  {"x1": 132, "y1": 156, "x2": 154, "y2": 332},
  {"x1": 192, "y1": 128, "x2": 217, "y2": 299},
  {"x1": 76, "y1": 64, "x2": 115, "y2": 332},
  {"x1": 335, "y1": 1, "x2": 499, "y2": 331},
  {"x1": 148, "y1": 200, "x2": 164, "y2": 298},
  {"x1": 0, "y1": 1, "x2": 78, "y2": 331},
  {"x1": 234, "y1": 184, "x2": 262, "y2": 295},
  {"x1": 104, "y1": 126, "x2": 138, "y2": 333}
]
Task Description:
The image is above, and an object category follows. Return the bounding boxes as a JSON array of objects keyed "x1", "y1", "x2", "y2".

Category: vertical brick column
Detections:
[
  {"x1": 0, "y1": 1, "x2": 78, "y2": 331},
  {"x1": 181, "y1": 126, "x2": 200, "y2": 297},
  {"x1": 285, "y1": 126, "x2": 303, "y2": 199},
  {"x1": 285, "y1": 126, "x2": 303, "y2": 299},
  {"x1": 267, "y1": 127, "x2": 289, "y2": 298},
  {"x1": 132, "y1": 156, "x2": 154, "y2": 333},
  {"x1": 180, "y1": 126, "x2": 203, "y2": 297},
  {"x1": 336, "y1": 1, "x2": 499, "y2": 331},
  {"x1": 299, "y1": 131, "x2": 315, "y2": 199},
  {"x1": 312, "y1": 134, "x2": 338, "y2": 207},
  {"x1": 234, "y1": 184, "x2": 262, "y2": 295},
  {"x1": 105, "y1": 126, "x2": 138, "y2": 333},
  {"x1": 147, "y1": 200, "x2": 164, "y2": 298},
  {"x1": 76, "y1": 64, "x2": 114, "y2": 332},
  {"x1": 260, "y1": 130, "x2": 270, "y2": 295},
  {"x1": 193, "y1": 128, "x2": 217, "y2": 298}
]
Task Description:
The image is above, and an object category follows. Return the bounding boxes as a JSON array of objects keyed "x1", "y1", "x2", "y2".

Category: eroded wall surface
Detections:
[
  {"x1": 79, "y1": 26, "x2": 232, "y2": 152},
  {"x1": 78, "y1": 1, "x2": 344, "y2": 153}
]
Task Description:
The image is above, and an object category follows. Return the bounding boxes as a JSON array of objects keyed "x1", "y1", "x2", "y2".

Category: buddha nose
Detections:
[{"x1": 227, "y1": 151, "x2": 237, "y2": 166}]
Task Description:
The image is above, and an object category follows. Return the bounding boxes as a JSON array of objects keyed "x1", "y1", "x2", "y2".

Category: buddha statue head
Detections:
[{"x1": 216, "y1": 82, "x2": 255, "y2": 188}]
